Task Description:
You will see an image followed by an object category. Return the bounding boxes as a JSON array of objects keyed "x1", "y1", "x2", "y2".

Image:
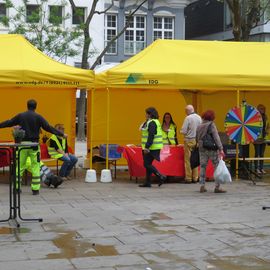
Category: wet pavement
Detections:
[{"x1": 0, "y1": 149, "x2": 270, "y2": 269}]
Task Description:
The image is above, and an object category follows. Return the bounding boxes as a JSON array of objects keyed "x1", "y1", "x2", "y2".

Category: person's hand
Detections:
[
  {"x1": 63, "y1": 133, "x2": 68, "y2": 138},
  {"x1": 219, "y1": 150, "x2": 225, "y2": 159},
  {"x1": 143, "y1": 148, "x2": 150, "y2": 154}
]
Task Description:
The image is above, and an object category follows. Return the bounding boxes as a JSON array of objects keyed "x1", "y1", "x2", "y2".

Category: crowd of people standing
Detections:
[{"x1": 140, "y1": 103, "x2": 269, "y2": 193}]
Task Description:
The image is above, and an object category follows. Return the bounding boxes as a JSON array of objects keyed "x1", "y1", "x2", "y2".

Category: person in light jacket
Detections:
[{"x1": 196, "y1": 110, "x2": 225, "y2": 193}]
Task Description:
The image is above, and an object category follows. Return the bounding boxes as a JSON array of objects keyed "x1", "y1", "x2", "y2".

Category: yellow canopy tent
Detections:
[
  {"x1": 89, "y1": 39, "x2": 270, "y2": 169},
  {"x1": 0, "y1": 34, "x2": 94, "y2": 151}
]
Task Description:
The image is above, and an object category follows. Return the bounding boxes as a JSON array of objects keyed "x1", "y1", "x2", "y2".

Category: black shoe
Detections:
[
  {"x1": 158, "y1": 174, "x2": 167, "y2": 187},
  {"x1": 32, "y1": 190, "x2": 39, "y2": 195},
  {"x1": 139, "y1": 183, "x2": 151, "y2": 188}
]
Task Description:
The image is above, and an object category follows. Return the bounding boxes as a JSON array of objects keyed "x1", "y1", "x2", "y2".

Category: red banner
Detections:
[{"x1": 123, "y1": 145, "x2": 214, "y2": 179}]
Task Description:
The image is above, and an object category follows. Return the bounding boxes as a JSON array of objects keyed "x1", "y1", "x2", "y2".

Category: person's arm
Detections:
[
  {"x1": 50, "y1": 140, "x2": 59, "y2": 150},
  {"x1": 65, "y1": 140, "x2": 68, "y2": 154},
  {"x1": 0, "y1": 114, "x2": 20, "y2": 128},
  {"x1": 145, "y1": 121, "x2": 156, "y2": 149},
  {"x1": 174, "y1": 125, "x2": 178, "y2": 145},
  {"x1": 39, "y1": 116, "x2": 64, "y2": 137},
  {"x1": 180, "y1": 117, "x2": 188, "y2": 135}
]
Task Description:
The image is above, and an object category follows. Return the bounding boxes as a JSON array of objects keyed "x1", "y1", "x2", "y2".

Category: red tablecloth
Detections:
[{"x1": 123, "y1": 145, "x2": 214, "y2": 179}]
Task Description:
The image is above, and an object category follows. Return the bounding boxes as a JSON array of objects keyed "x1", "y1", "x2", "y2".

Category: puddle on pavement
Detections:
[
  {"x1": 151, "y1": 212, "x2": 172, "y2": 220},
  {"x1": 47, "y1": 231, "x2": 118, "y2": 259},
  {"x1": 0, "y1": 227, "x2": 30, "y2": 234},
  {"x1": 207, "y1": 256, "x2": 270, "y2": 270}
]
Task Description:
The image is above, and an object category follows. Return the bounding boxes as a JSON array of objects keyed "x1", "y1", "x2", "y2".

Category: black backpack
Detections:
[{"x1": 202, "y1": 123, "x2": 218, "y2": 151}]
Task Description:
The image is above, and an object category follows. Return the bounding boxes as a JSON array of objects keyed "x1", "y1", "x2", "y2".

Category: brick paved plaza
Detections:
[{"x1": 0, "y1": 168, "x2": 270, "y2": 270}]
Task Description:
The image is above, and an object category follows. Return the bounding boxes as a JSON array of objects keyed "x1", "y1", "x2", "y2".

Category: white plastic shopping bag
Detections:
[{"x1": 214, "y1": 159, "x2": 232, "y2": 184}]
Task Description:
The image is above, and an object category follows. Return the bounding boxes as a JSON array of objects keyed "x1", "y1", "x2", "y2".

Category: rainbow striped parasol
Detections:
[{"x1": 224, "y1": 104, "x2": 263, "y2": 145}]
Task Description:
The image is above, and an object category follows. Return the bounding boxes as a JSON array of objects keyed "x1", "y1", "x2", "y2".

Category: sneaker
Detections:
[
  {"x1": 214, "y1": 188, "x2": 226, "y2": 193},
  {"x1": 139, "y1": 183, "x2": 151, "y2": 188},
  {"x1": 32, "y1": 190, "x2": 39, "y2": 195},
  {"x1": 260, "y1": 169, "x2": 266, "y2": 174},
  {"x1": 184, "y1": 179, "x2": 192, "y2": 184},
  {"x1": 66, "y1": 176, "x2": 72, "y2": 180},
  {"x1": 200, "y1": 186, "x2": 207, "y2": 193},
  {"x1": 256, "y1": 169, "x2": 262, "y2": 174},
  {"x1": 60, "y1": 176, "x2": 68, "y2": 181}
]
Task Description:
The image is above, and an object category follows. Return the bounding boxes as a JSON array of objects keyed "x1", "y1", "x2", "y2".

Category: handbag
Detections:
[
  {"x1": 202, "y1": 123, "x2": 218, "y2": 151},
  {"x1": 190, "y1": 147, "x2": 200, "y2": 169}
]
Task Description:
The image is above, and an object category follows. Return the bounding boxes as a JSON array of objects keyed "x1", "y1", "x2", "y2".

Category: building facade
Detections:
[
  {"x1": 185, "y1": 0, "x2": 270, "y2": 42},
  {"x1": 103, "y1": 0, "x2": 191, "y2": 64}
]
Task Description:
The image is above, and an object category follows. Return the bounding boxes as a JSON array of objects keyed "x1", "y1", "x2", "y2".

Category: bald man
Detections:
[{"x1": 180, "y1": 105, "x2": 202, "y2": 183}]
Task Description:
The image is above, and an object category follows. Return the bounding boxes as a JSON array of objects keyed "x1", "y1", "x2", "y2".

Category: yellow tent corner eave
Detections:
[
  {"x1": 95, "y1": 39, "x2": 270, "y2": 91},
  {"x1": 0, "y1": 34, "x2": 94, "y2": 89}
]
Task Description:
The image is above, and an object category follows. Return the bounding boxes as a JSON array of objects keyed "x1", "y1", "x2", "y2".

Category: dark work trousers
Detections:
[
  {"x1": 254, "y1": 143, "x2": 266, "y2": 170},
  {"x1": 143, "y1": 150, "x2": 161, "y2": 185}
]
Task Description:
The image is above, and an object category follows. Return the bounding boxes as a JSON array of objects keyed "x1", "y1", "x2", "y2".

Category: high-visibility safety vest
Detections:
[
  {"x1": 141, "y1": 119, "x2": 163, "y2": 150},
  {"x1": 162, "y1": 123, "x2": 176, "y2": 145},
  {"x1": 47, "y1": 135, "x2": 66, "y2": 159}
]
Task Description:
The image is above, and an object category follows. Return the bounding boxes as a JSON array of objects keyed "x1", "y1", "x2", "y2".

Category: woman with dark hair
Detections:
[
  {"x1": 196, "y1": 110, "x2": 225, "y2": 193},
  {"x1": 253, "y1": 104, "x2": 269, "y2": 174},
  {"x1": 139, "y1": 107, "x2": 166, "y2": 187},
  {"x1": 162, "y1": 112, "x2": 178, "y2": 145}
]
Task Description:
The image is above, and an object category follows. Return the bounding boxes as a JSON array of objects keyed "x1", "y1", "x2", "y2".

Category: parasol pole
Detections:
[
  {"x1": 89, "y1": 87, "x2": 94, "y2": 170},
  {"x1": 236, "y1": 90, "x2": 240, "y2": 180},
  {"x1": 106, "y1": 87, "x2": 110, "y2": 169}
]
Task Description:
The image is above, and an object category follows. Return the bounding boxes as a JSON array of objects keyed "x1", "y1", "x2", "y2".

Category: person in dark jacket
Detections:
[
  {"x1": 139, "y1": 107, "x2": 166, "y2": 188},
  {"x1": 253, "y1": 104, "x2": 269, "y2": 174},
  {"x1": 0, "y1": 99, "x2": 64, "y2": 195}
]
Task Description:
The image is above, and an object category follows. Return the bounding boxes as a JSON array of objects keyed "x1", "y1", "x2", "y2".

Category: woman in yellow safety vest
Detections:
[
  {"x1": 162, "y1": 112, "x2": 178, "y2": 145},
  {"x1": 139, "y1": 107, "x2": 166, "y2": 188}
]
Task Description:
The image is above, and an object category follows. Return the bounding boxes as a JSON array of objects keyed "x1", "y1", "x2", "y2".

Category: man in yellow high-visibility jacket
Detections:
[{"x1": 47, "y1": 124, "x2": 78, "y2": 180}]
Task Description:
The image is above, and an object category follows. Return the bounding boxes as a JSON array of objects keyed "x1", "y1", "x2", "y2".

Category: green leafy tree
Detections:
[
  {"x1": 0, "y1": 0, "x2": 83, "y2": 62},
  {"x1": 225, "y1": 0, "x2": 270, "y2": 41}
]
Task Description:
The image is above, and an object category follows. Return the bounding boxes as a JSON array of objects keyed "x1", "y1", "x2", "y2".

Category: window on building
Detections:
[
  {"x1": 153, "y1": 17, "x2": 174, "y2": 41},
  {"x1": 0, "y1": 3, "x2": 7, "y2": 19},
  {"x1": 72, "y1": 7, "x2": 86, "y2": 25},
  {"x1": 105, "y1": 14, "x2": 117, "y2": 54},
  {"x1": 224, "y1": 3, "x2": 232, "y2": 30},
  {"x1": 26, "y1": 5, "x2": 40, "y2": 23},
  {"x1": 49, "y1": 5, "x2": 63, "y2": 25},
  {"x1": 124, "y1": 15, "x2": 146, "y2": 55}
]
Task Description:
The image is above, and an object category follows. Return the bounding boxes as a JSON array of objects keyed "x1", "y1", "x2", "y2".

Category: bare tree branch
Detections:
[
  {"x1": 94, "y1": 0, "x2": 115, "y2": 15},
  {"x1": 91, "y1": 0, "x2": 148, "y2": 69}
]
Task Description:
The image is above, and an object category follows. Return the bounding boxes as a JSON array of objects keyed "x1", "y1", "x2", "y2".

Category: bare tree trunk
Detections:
[{"x1": 77, "y1": 26, "x2": 91, "y2": 141}]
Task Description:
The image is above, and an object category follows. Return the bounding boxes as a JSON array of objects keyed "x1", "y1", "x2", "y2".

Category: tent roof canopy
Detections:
[
  {"x1": 0, "y1": 34, "x2": 93, "y2": 88},
  {"x1": 96, "y1": 39, "x2": 270, "y2": 91}
]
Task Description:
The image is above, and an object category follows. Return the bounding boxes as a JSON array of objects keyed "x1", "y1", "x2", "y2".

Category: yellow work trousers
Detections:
[
  {"x1": 184, "y1": 139, "x2": 198, "y2": 181},
  {"x1": 16, "y1": 146, "x2": 41, "y2": 191}
]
